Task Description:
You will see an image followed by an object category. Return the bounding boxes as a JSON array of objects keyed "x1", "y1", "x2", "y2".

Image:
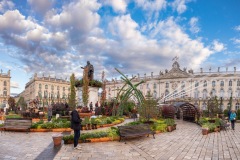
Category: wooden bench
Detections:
[
  {"x1": 118, "y1": 124, "x2": 155, "y2": 143},
  {"x1": 220, "y1": 120, "x2": 230, "y2": 131},
  {"x1": 0, "y1": 118, "x2": 32, "y2": 133}
]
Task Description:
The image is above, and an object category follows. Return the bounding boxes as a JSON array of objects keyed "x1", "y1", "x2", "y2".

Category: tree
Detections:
[
  {"x1": 82, "y1": 68, "x2": 89, "y2": 107},
  {"x1": 207, "y1": 95, "x2": 219, "y2": 118},
  {"x1": 16, "y1": 96, "x2": 27, "y2": 111},
  {"x1": 69, "y1": 73, "x2": 76, "y2": 110},
  {"x1": 8, "y1": 97, "x2": 16, "y2": 112},
  {"x1": 139, "y1": 91, "x2": 159, "y2": 122}
]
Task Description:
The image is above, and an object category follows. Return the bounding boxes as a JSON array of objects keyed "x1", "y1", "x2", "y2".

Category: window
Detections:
[
  {"x1": 229, "y1": 80, "x2": 232, "y2": 86},
  {"x1": 202, "y1": 102, "x2": 207, "y2": 110},
  {"x1": 220, "y1": 81, "x2": 224, "y2": 87},
  {"x1": 147, "y1": 84, "x2": 149, "y2": 89},
  {"x1": 194, "y1": 89, "x2": 199, "y2": 99},
  {"x1": 166, "y1": 82, "x2": 169, "y2": 88},
  {"x1": 45, "y1": 85, "x2": 48, "y2": 89},
  {"x1": 165, "y1": 90, "x2": 169, "y2": 96},
  {"x1": 153, "y1": 83, "x2": 157, "y2": 89},
  {"x1": 211, "y1": 89, "x2": 216, "y2": 97},
  {"x1": 203, "y1": 89, "x2": 207, "y2": 99},
  {"x1": 220, "y1": 89, "x2": 224, "y2": 98},
  {"x1": 51, "y1": 85, "x2": 54, "y2": 90},
  {"x1": 236, "y1": 103, "x2": 240, "y2": 110},
  {"x1": 228, "y1": 89, "x2": 232, "y2": 98},
  {"x1": 3, "y1": 81, "x2": 7, "y2": 86},
  {"x1": 181, "y1": 82, "x2": 185, "y2": 88},
  {"x1": 39, "y1": 84, "x2": 42, "y2": 89},
  {"x1": 44, "y1": 91, "x2": 48, "y2": 98},
  {"x1": 212, "y1": 81, "x2": 216, "y2": 87},
  {"x1": 180, "y1": 90, "x2": 186, "y2": 98},
  {"x1": 195, "y1": 82, "x2": 199, "y2": 87},
  {"x1": 203, "y1": 81, "x2": 207, "y2": 87},
  {"x1": 237, "y1": 80, "x2": 240, "y2": 86},
  {"x1": 63, "y1": 87, "x2": 65, "y2": 91},
  {"x1": 236, "y1": 89, "x2": 240, "y2": 98},
  {"x1": 57, "y1": 86, "x2": 59, "y2": 90},
  {"x1": 3, "y1": 90, "x2": 7, "y2": 96},
  {"x1": 173, "y1": 90, "x2": 178, "y2": 98},
  {"x1": 153, "y1": 91, "x2": 157, "y2": 99}
]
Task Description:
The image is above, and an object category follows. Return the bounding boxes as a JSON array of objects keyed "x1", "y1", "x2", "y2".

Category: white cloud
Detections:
[
  {"x1": 135, "y1": 0, "x2": 167, "y2": 12},
  {"x1": 234, "y1": 25, "x2": 240, "y2": 31},
  {"x1": 0, "y1": 0, "x2": 14, "y2": 13},
  {"x1": 211, "y1": 40, "x2": 226, "y2": 52},
  {"x1": 11, "y1": 81, "x2": 19, "y2": 88},
  {"x1": 171, "y1": 0, "x2": 191, "y2": 14},
  {"x1": 189, "y1": 17, "x2": 200, "y2": 34},
  {"x1": 104, "y1": 0, "x2": 127, "y2": 13},
  {"x1": 28, "y1": 0, "x2": 54, "y2": 14},
  {"x1": 45, "y1": 0, "x2": 101, "y2": 42}
]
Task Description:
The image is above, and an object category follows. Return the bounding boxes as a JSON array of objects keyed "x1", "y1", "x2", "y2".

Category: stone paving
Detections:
[{"x1": 1, "y1": 120, "x2": 240, "y2": 160}]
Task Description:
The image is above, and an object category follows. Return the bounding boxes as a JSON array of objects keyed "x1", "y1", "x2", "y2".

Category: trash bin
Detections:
[{"x1": 52, "y1": 134, "x2": 63, "y2": 146}]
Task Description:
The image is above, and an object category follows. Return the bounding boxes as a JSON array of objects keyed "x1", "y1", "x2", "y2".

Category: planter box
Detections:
[
  {"x1": 79, "y1": 113, "x2": 93, "y2": 118},
  {"x1": 202, "y1": 129, "x2": 208, "y2": 135},
  {"x1": 30, "y1": 128, "x2": 71, "y2": 132}
]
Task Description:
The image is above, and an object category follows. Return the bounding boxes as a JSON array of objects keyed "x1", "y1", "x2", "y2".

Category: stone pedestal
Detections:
[{"x1": 77, "y1": 87, "x2": 99, "y2": 109}]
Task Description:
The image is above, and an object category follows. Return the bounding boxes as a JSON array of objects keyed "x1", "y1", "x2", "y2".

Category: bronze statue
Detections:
[{"x1": 81, "y1": 61, "x2": 94, "y2": 81}]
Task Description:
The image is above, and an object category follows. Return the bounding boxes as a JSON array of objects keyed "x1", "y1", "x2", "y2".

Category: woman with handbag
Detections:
[{"x1": 230, "y1": 110, "x2": 237, "y2": 130}]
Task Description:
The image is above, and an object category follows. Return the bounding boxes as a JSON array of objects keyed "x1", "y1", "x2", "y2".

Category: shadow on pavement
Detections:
[{"x1": 35, "y1": 141, "x2": 62, "y2": 160}]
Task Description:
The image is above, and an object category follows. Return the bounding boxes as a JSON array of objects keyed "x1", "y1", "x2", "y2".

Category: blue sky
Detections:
[{"x1": 0, "y1": 0, "x2": 240, "y2": 95}]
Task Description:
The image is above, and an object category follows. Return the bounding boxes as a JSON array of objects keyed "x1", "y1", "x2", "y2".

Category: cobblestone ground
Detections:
[{"x1": 1, "y1": 120, "x2": 240, "y2": 160}]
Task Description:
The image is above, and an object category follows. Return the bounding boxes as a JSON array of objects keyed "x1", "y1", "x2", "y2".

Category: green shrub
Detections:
[
  {"x1": 164, "y1": 118, "x2": 175, "y2": 126},
  {"x1": 237, "y1": 110, "x2": 240, "y2": 120},
  {"x1": 199, "y1": 117, "x2": 208, "y2": 126},
  {"x1": 223, "y1": 109, "x2": 228, "y2": 117}
]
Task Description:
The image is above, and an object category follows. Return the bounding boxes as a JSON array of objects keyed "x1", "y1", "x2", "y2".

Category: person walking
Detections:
[
  {"x1": 230, "y1": 110, "x2": 237, "y2": 130},
  {"x1": 71, "y1": 106, "x2": 82, "y2": 149},
  {"x1": 89, "y1": 102, "x2": 93, "y2": 112}
]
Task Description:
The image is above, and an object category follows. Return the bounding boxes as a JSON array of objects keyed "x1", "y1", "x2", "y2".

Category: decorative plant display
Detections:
[
  {"x1": 31, "y1": 118, "x2": 70, "y2": 129},
  {"x1": 199, "y1": 117, "x2": 223, "y2": 135}
]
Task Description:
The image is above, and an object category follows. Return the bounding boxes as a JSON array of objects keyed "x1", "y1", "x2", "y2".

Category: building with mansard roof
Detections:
[
  {"x1": 105, "y1": 60, "x2": 240, "y2": 111},
  {"x1": 19, "y1": 73, "x2": 70, "y2": 108},
  {"x1": 0, "y1": 69, "x2": 11, "y2": 109}
]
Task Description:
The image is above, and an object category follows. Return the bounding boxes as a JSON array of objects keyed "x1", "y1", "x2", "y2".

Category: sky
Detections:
[{"x1": 0, "y1": 0, "x2": 240, "y2": 96}]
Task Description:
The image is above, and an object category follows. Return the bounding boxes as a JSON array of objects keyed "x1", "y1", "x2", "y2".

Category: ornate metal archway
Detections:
[{"x1": 174, "y1": 102, "x2": 200, "y2": 123}]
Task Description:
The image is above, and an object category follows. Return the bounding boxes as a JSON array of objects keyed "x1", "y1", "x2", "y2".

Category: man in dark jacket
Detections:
[{"x1": 71, "y1": 106, "x2": 82, "y2": 149}]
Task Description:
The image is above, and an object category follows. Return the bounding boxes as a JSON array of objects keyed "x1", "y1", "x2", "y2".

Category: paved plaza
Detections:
[{"x1": 0, "y1": 120, "x2": 240, "y2": 160}]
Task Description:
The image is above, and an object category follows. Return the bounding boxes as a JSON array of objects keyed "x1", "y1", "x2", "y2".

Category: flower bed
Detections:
[{"x1": 199, "y1": 117, "x2": 222, "y2": 135}]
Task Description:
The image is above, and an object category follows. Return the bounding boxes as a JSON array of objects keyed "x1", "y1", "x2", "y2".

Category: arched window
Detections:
[
  {"x1": 203, "y1": 81, "x2": 207, "y2": 87},
  {"x1": 220, "y1": 89, "x2": 224, "y2": 98},
  {"x1": 3, "y1": 90, "x2": 7, "y2": 96},
  {"x1": 39, "y1": 84, "x2": 42, "y2": 89},
  {"x1": 220, "y1": 81, "x2": 224, "y2": 87},
  {"x1": 51, "y1": 85, "x2": 54, "y2": 90},
  {"x1": 236, "y1": 103, "x2": 240, "y2": 110},
  {"x1": 194, "y1": 89, "x2": 199, "y2": 99},
  {"x1": 45, "y1": 85, "x2": 48, "y2": 89},
  {"x1": 166, "y1": 82, "x2": 169, "y2": 88},
  {"x1": 229, "y1": 80, "x2": 232, "y2": 86},
  {"x1": 203, "y1": 89, "x2": 207, "y2": 99},
  {"x1": 237, "y1": 80, "x2": 240, "y2": 86},
  {"x1": 212, "y1": 81, "x2": 216, "y2": 87},
  {"x1": 3, "y1": 81, "x2": 7, "y2": 86},
  {"x1": 44, "y1": 91, "x2": 48, "y2": 98}
]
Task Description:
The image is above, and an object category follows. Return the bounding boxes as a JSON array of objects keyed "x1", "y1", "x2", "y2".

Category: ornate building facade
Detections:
[
  {"x1": 105, "y1": 61, "x2": 240, "y2": 111},
  {"x1": 20, "y1": 73, "x2": 70, "y2": 107},
  {"x1": 0, "y1": 69, "x2": 11, "y2": 108}
]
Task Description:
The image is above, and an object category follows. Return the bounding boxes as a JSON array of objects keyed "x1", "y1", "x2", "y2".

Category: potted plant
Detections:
[
  {"x1": 202, "y1": 124, "x2": 209, "y2": 135},
  {"x1": 214, "y1": 118, "x2": 221, "y2": 132},
  {"x1": 165, "y1": 118, "x2": 174, "y2": 132},
  {"x1": 52, "y1": 133, "x2": 63, "y2": 146}
]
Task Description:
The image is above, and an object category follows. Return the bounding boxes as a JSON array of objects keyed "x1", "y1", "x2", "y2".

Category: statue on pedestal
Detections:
[{"x1": 81, "y1": 61, "x2": 94, "y2": 81}]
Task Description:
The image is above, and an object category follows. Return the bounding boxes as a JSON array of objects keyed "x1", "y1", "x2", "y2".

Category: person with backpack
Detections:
[{"x1": 71, "y1": 106, "x2": 82, "y2": 149}]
